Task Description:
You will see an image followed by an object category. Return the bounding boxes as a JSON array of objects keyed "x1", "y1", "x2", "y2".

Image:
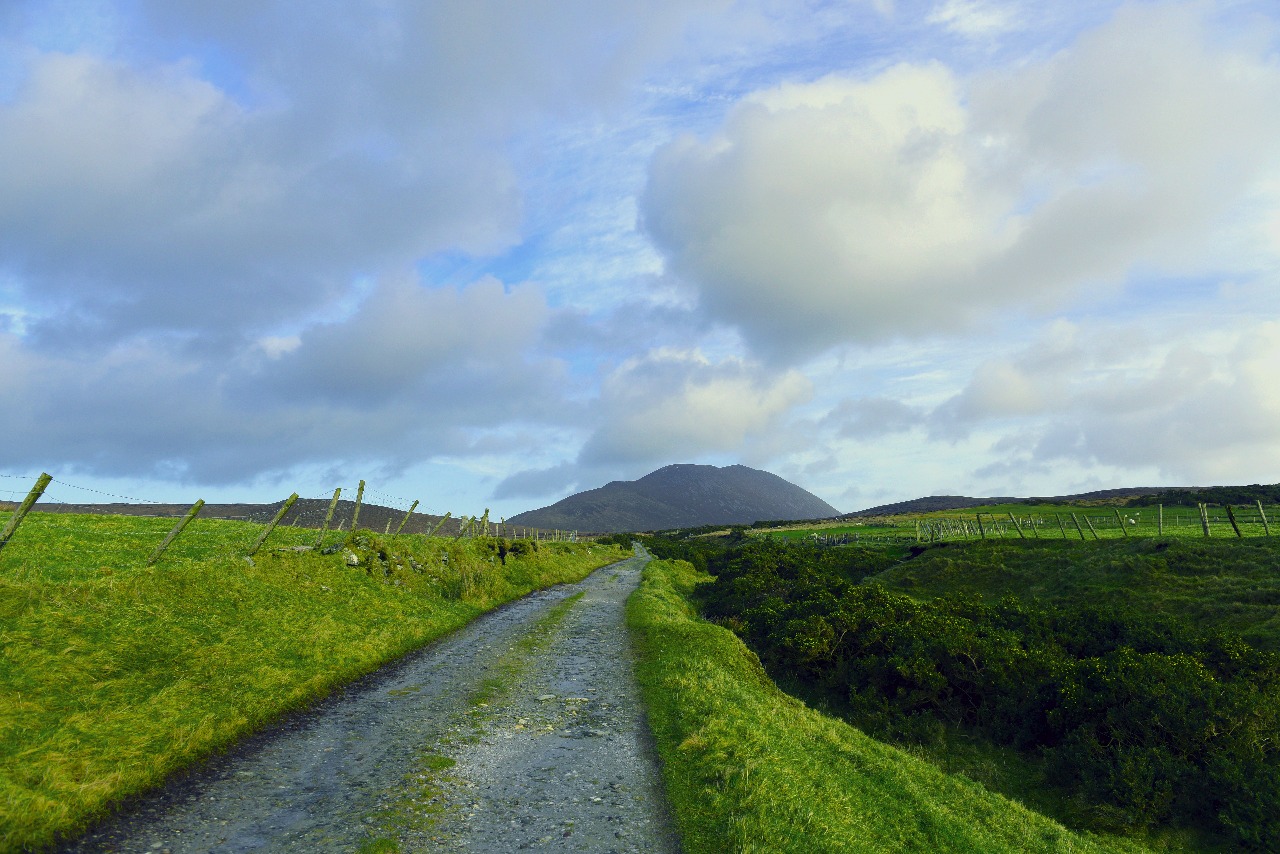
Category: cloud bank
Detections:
[
  {"x1": 642, "y1": 3, "x2": 1280, "y2": 359},
  {"x1": 2, "y1": 1, "x2": 1278, "y2": 514}
]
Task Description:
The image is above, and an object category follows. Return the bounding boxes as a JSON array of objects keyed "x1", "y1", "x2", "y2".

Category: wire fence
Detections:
[
  {"x1": 756, "y1": 502, "x2": 1278, "y2": 546},
  {"x1": 913, "y1": 503, "x2": 1276, "y2": 543},
  {"x1": 0, "y1": 472, "x2": 582, "y2": 567}
]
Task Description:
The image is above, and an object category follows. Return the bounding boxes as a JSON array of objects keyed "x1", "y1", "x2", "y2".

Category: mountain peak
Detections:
[{"x1": 507, "y1": 464, "x2": 838, "y2": 533}]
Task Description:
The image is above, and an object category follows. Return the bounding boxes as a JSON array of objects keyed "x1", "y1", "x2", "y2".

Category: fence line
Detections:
[
  {"x1": 907, "y1": 503, "x2": 1279, "y2": 544},
  {"x1": 0, "y1": 471, "x2": 582, "y2": 567},
  {"x1": 756, "y1": 502, "x2": 1279, "y2": 548}
]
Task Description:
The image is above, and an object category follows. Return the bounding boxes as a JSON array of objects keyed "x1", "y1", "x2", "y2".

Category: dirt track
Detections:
[{"x1": 61, "y1": 548, "x2": 678, "y2": 853}]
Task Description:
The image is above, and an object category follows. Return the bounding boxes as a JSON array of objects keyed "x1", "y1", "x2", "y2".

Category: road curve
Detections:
[{"x1": 62, "y1": 548, "x2": 679, "y2": 853}]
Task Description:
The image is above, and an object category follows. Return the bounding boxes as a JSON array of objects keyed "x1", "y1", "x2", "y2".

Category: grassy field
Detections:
[
  {"x1": 626, "y1": 558, "x2": 1146, "y2": 853},
  {"x1": 759, "y1": 501, "x2": 1277, "y2": 543},
  {"x1": 0, "y1": 510, "x2": 626, "y2": 852},
  {"x1": 872, "y1": 537, "x2": 1280, "y2": 651}
]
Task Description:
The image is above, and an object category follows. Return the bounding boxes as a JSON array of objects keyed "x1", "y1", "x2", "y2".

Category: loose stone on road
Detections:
[{"x1": 62, "y1": 548, "x2": 679, "y2": 853}]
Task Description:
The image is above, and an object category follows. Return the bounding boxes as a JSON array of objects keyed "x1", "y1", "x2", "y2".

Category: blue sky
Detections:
[{"x1": 2, "y1": 0, "x2": 1279, "y2": 519}]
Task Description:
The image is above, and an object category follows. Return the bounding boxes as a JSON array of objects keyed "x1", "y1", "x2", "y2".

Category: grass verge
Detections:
[
  {"x1": 0, "y1": 512, "x2": 625, "y2": 852},
  {"x1": 625, "y1": 558, "x2": 1145, "y2": 853}
]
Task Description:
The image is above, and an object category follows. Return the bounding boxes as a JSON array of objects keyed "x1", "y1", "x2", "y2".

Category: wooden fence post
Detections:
[
  {"x1": 480, "y1": 508, "x2": 490, "y2": 537},
  {"x1": 975, "y1": 514, "x2": 986, "y2": 540},
  {"x1": 1007, "y1": 512, "x2": 1026, "y2": 540},
  {"x1": 1083, "y1": 515, "x2": 1100, "y2": 540},
  {"x1": 316, "y1": 488, "x2": 342, "y2": 548},
  {"x1": 1055, "y1": 514, "x2": 1067, "y2": 538},
  {"x1": 248, "y1": 493, "x2": 299, "y2": 557},
  {"x1": 350, "y1": 480, "x2": 366, "y2": 531},
  {"x1": 428, "y1": 512, "x2": 452, "y2": 537},
  {"x1": 1158, "y1": 504, "x2": 1163, "y2": 536},
  {"x1": 1258, "y1": 500, "x2": 1271, "y2": 536},
  {"x1": 1113, "y1": 508, "x2": 1130, "y2": 538},
  {"x1": 394, "y1": 500, "x2": 419, "y2": 536},
  {"x1": 148, "y1": 499, "x2": 204, "y2": 565},
  {"x1": 1225, "y1": 504, "x2": 1243, "y2": 538},
  {"x1": 1070, "y1": 513, "x2": 1086, "y2": 540},
  {"x1": 1199, "y1": 503, "x2": 1212, "y2": 538},
  {"x1": 0, "y1": 472, "x2": 53, "y2": 555}
]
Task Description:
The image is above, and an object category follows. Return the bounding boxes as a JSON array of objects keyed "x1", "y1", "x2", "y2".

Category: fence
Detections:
[
  {"x1": 914, "y1": 502, "x2": 1275, "y2": 543},
  {"x1": 0, "y1": 472, "x2": 580, "y2": 565},
  {"x1": 752, "y1": 502, "x2": 1278, "y2": 547}
]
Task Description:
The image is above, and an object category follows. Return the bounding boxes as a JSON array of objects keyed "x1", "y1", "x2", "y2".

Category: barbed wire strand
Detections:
[
  {"x1": 0, "y1": 476, "x2": 461, "y2": 524},
  {"x1": 45, "y1": 477, "x2": 164, "y2": 505},
  {"x1": 1, "y1": 474, "x2": 446, "y2": 513}
]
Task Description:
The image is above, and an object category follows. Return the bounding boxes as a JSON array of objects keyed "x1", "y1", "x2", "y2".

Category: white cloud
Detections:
[
  {"x1": 492, "y1": 462, "x2": 582, "y2": 501},
  {"x1": 930, "y1": 319, "x2": 1280, "y2": 484},
  {"x1": 0, "y1": 50, "x2": 521, "y2": 346},
  {"x1": 642, "y1": 2, "x2": 1280, "y2": 360},
  {"x1": 0, "y1": 273, "x2": 572, "y2": 484},
  {"x1": 0, "y1": 0, "x2": 735, "y2": 351},
  {"x1": 823, "y1": 395, "x2": 924, "y2": 438},
  {"x1": 644, "y1": 63, "x2": 1004, "y2": 356},
  {"x1": 4, "y1": 0, "x2": 1280, "y2": 514},
  {"x1": 579, "y1": 348, "x2": 812, "y2": 466},
  {"x1": 927, "y1": 0, "x2": 1021, "y2": 37},
  {"x1": 259, "y1": 275, "x2": 551, "y2": 406}
]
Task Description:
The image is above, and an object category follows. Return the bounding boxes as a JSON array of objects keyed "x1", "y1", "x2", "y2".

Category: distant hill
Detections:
[
  {"x1": 844, "y1": 495, "x2": 1020, "y2": 516},
  {"x1": 843, "y1": 485, "x2": 1280, "y2": 517},
  {"x1": 507, "y1": 464, "x2": 839, "y2": 533}
]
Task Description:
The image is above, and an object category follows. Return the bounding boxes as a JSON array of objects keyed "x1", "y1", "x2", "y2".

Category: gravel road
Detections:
[{"x1": 62, "y1": 548, "x2": 679, "y2": 853}]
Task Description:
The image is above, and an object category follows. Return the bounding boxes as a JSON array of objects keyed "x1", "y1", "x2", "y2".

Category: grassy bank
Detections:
[
  {"x1": 625, "y1": 558, "x2": 1139, "y2": 853},
  {"x1": 0, "y1": 511, "x2": 626, "y2": 851}
]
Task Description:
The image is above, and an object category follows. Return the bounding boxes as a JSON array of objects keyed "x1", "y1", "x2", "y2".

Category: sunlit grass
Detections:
[
  {"x1": 626, "y1": 558, "x2": 1143, "y2": 853},
  {"x1": 760, "y1": 502, "x2": 1278, "y2": 543},
  {"x1": 0, "y1": 511, "x2": 626, "y2": 851},
  {"x1": 872, "y1": 537, "x2": 1280, "y2": 650}
]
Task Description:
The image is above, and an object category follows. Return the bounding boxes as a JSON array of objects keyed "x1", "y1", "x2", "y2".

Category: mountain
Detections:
[{"x1": 507, "y1": 464, "x2": 839, "y2": 533}]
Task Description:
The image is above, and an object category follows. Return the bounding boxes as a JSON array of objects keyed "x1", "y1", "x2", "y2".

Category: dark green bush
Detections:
[
  {"x1": 507, "y1": 538, "x2": 538, "y2": 557},
  {"x1": 696, "y1": 538, "x2": 1280, "y2": 848}
]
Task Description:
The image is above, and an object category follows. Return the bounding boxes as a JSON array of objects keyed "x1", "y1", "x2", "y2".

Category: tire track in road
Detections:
[{"x1": 62, "y1": 548, "x2": 678, "y2": 853}]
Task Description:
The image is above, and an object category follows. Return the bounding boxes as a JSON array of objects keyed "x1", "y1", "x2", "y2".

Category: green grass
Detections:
[
  {"x1": 626, "y1": 558, "x2": 1144, "y2": 853},
  {"x1": 872, "y1": 537, "x2": 1280, "y2": 650},
  {"x1": 0, "y1": 510, "x2": 626, "y2": 852},
  {"x1": 760, "y1": 502, "x2": 1278, "y2": 543},
  {"x1": 757, "y1": 522, "x2": 912, "y2": 542}
]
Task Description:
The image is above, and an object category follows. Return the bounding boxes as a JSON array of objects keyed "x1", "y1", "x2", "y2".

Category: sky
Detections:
[{"x1": 2, "y1": 0, "x2": 1279, "y2": 519}]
